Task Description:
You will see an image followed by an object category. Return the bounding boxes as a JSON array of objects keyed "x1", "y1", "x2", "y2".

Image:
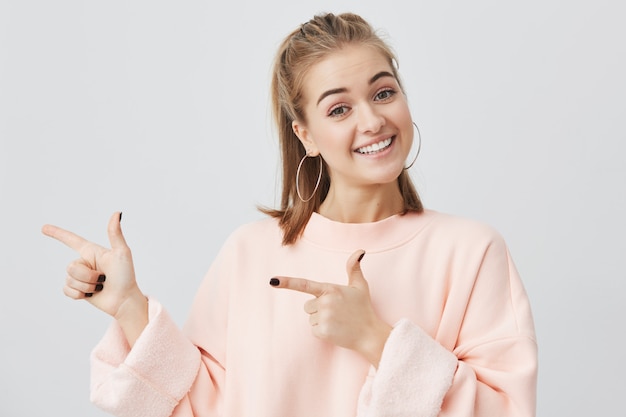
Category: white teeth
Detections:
[{"x1": 357, "y1": 137, "x2": 393, "y2": 154}]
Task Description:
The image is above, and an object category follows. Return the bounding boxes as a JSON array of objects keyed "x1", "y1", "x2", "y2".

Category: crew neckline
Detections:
[{"x1": 301, "y1": 210, "x2": 435, "y2": 253}]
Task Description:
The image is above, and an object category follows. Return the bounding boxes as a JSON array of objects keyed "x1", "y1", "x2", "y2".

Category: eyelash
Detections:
[
  {"x1": 328, "y1": 104, "x2": 349, "y2": 117},
  {"x1": 375, "y1": 88, "x2": 396, "y2": 101},
  {"x1": 326, "y1": 88, "x2": 397, "y2": 118}
]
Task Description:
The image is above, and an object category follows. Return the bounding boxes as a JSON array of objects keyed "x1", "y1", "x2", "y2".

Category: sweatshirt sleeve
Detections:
[
  {"x1": 357, "y1": 231, "x2": 538, "y2": 417},
  {"x1": 89, "y1": 298, "x2": 226, "y2": 417}
]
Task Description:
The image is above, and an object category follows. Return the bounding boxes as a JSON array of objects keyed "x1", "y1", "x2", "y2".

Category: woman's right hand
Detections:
[{"x1": 42, "y1": 212, "x2": 148, "y2": 345}]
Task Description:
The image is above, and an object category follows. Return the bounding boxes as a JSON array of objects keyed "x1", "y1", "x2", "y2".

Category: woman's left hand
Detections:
[{"x1": 271, "y1": 250, "x2": 392, "y2": 367}]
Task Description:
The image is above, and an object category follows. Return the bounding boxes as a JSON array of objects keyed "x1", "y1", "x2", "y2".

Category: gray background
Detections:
[{"x1": 1, "y1": 0, "x2": 624, "y2": 416}]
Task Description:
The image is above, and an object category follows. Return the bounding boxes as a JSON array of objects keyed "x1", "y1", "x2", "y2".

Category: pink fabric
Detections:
[
  {"x1": 90, "y1": 301, "x2": 201, "y2": 416},
  {"x1": 90, "y1": 210, "x2": 537, "y2": 417}
]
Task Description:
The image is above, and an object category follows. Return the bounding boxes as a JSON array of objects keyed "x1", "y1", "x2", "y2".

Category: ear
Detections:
[{"x1": 292, "y1": 120, "x2": 320, "y2": 156}]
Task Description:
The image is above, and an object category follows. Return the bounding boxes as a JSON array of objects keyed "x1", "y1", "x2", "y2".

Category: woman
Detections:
[{"x1": 42, "y1": 12, "x2": 537, "y2": 417}]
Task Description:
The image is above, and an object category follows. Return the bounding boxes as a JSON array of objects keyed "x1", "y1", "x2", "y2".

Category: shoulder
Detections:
[
  {"x1": 206, "y1": 215, "x2": 283, "y2": 267},
  {"x1": 422, "y1": 209, "x2": 506, "y2": 249},
  {"x1": 222, "y1": 215, "x2": 283, "y2": 249}
]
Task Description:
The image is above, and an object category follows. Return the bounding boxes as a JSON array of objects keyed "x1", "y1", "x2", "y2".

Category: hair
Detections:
[{"x1": 260, "y1": 12, "x2": 423, "y2": 245}]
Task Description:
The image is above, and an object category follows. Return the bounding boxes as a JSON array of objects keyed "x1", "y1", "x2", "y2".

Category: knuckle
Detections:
[
  {"x1": 316, "y1": 323, "x2": 331, "y2": 338},
  {"x1": 118, "y1": 245, "x2": 131, "y2": 255},
  {"x1": 66, "y1": 262, "x2": 77, "y2": 275},
  {"x1": 67, "y1": 278, "x2": 89, "y2": 293},
  {"x1": 63, "y1": 286, "x2": 79, "y2": 300},
  {"x1": 301, "y1": 280, "x2": 312, "y2": 293},
  {"x1": 318, "y1": 295, "x2": 336, "y2": 308},
  {"x1": 303, "y1": 299, "x2": 316, "y2": 313},
  {"x1": 325, "y1": 285, "x2": 339, "y2": 296},
  {"x1": 317, "y1": 297, "x2": 329, "y2": 308}
]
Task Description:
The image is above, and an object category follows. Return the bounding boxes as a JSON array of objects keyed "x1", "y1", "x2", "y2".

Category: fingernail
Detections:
[
  {"x1": 95, "y1": 284, "x2": 104, "y2": 291},
  {"x1": 84, "y1": 293, "x2": 93, "y2": 298},
  {"x1": 119, "y1": 212, "x2": 123, "y2": 222},
  {"x1": 358, "y1": 252, "x2": 365, "y2": 262},
  {"x1": 97, "y1": 274, "x2": 106, "y2": 283},
  {"x1": 269, "y1": 278, "x2": 280, "y2": 286}
]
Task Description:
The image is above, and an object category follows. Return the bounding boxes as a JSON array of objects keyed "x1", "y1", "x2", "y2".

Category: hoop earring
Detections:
[
  {"x1": 404, "y1": 122, "x2": 422, "y2": 170},
  {"x1": 296, "y1": 153, "x2": 323, "y2": 203}
]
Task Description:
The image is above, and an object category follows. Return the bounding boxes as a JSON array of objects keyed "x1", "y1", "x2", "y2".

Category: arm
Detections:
[
  {"x1": 357, "y1": 235, "x2": 538, "y2": 417},
  {"x1": 43, "y1": 213, "x2": 231, "y2": 417},
  {"x1": 89, "y1": 297, "x2": 227, "y2": 417},
  {"x1": 89, "y1": 299, "x2": 204, "y2": 416}
]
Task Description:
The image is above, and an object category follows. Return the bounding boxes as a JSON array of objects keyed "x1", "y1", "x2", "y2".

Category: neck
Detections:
[{"x1": 318, "y1": 182, "x2": 404, "y2": 223}]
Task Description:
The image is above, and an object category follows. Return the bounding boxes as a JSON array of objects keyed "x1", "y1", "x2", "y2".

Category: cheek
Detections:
[
  {"x1": 314, "y1": 125, "x2": 353, "y2": 154},
  {"x1": 397, "y1": 101, "x2": 413, "y2": 125},
  {"x1": 397, "y1": 106, "x2": 414, "y2": 143}
]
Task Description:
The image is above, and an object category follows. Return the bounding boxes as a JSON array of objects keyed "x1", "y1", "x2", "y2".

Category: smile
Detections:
[{"x1": 355, "y1": 137, "x2": 394, "y2": 155}]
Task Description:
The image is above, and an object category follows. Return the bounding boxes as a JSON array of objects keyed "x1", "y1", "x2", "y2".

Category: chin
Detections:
[{"x1": 369, "y1": 167, "x2": 406, "y2": 185}]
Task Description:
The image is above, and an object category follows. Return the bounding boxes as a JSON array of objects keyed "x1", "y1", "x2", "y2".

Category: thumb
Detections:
[
  {"x1": 346, "y1": 249, "x2": 368, "y2": 289},
  {"x1": 107, "y1": 211, "x2": 129, "y2": 250}
]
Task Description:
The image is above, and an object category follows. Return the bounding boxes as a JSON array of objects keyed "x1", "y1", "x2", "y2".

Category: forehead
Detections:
[{"x1": 301, "y1": 45, "x2": 393, "y2": 102}]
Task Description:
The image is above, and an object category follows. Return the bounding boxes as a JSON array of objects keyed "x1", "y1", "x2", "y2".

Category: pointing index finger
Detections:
[
  {"x1": 41, "y1": 224, "x2": 89, "y2": 252},
  {"x1": 271, "y1": 276, "x2": 327, "y2": 297}
]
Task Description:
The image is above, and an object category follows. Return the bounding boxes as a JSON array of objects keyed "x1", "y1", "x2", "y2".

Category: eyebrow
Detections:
[{"x1": 316, "y1": 71, "x2": 396, "y2": 105}]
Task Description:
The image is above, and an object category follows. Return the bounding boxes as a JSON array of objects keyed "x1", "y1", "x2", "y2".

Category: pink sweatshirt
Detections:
[{"x1": 90, "y1": 210, "x2": 537, "y2": 417}]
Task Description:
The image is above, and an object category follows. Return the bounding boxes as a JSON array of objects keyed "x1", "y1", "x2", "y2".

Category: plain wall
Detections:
[{"x1": 1, "y1": 0, "x2": 624, "y2": 415}]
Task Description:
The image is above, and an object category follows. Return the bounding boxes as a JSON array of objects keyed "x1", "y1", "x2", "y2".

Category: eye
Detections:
[
  {"x1": 328, "y1": 104, "x2": 349, "y2": 117},
  {"x1": 374, "y1": 88, "x2": 396, "y2": 101}
]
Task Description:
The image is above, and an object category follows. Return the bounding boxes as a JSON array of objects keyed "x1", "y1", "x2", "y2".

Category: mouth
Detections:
[{"x1": 355, "y1": 136, "x2": 395, "y2": 155}]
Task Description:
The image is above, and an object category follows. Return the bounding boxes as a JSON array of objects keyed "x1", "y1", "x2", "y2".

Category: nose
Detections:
[{"x1": 357, "y1": 103, "x2": 385, "y2": 134}]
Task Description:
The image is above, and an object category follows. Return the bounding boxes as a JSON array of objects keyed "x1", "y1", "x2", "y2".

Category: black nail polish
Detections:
[
  {"x1": 95, "y1": 284, "x2": 104, "y2": 291},
  {"x1": 97, "y1": 274, "x2": 106, "y2": 283},
  {"x1": 84, "y1": 293, "x2": 93, "y2": 298},
  {"x1": 119, "y1": 212, "x2": 123, "y2": 222},
  {"x1": 269, "y1": 278, "x2": 280, "y2": 286},
  {"x1": 358, "y1": 252, "x2": 365, "y2": 262}
]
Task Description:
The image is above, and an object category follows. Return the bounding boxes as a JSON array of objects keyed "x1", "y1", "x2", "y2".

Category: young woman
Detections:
[{"x1": 42, "y1": 13, "x2": 537, "y2": 417}]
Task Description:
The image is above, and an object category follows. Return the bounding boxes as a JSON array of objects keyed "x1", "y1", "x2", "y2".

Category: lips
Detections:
[{"x1": 355, "y1": 136, "x2": 394, "y2": 155}]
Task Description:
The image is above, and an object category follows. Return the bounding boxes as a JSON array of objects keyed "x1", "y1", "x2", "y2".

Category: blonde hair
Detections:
[{"x1": 261, "y1": 12, "x2": 423, "y2": 245}]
